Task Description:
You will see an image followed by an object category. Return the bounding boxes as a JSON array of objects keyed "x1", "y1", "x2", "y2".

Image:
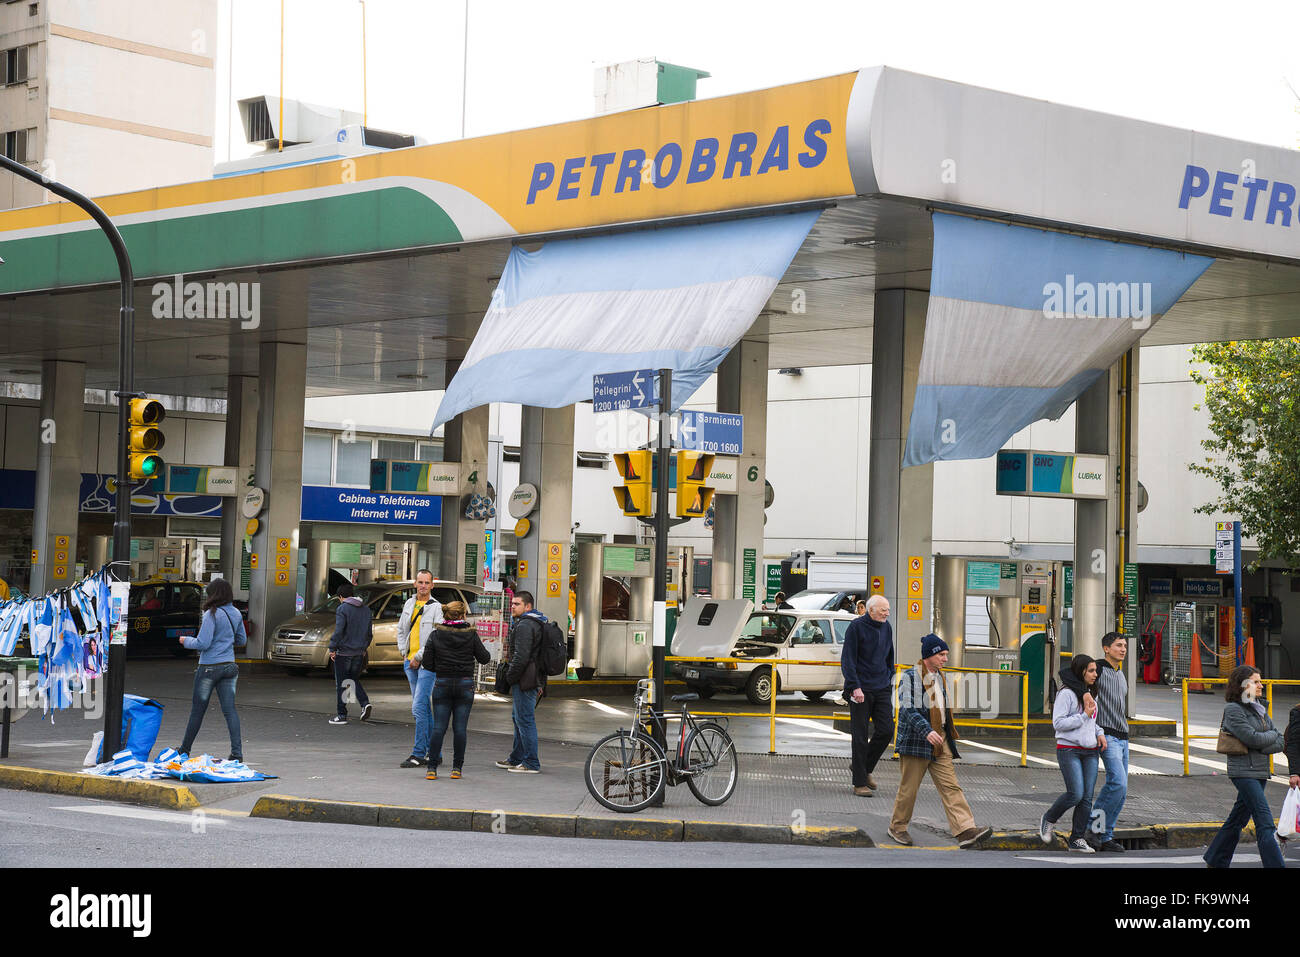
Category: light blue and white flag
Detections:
[
  {"x1": 903, "y1": 213, "x2": 1212, "y2": 466},
  {"x1": 431, "y1": 211, "x2": 820, "y2": 430}
]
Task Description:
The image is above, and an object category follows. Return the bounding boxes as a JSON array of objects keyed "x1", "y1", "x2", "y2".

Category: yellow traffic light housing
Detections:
[
  {"x1": 612, "y1": 450, "x2": 654, "y2": 517},
  {"x1": 675, "y1": 451, "x2": 715, "y2": 518},
  {"x1": 128, "y1": 398, "x2": 166, "y2": 481}
]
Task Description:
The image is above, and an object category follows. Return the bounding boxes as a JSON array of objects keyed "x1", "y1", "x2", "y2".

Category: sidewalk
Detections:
[{"x1": 1, "y1": 660, "x2": 1294, "y2": 850}]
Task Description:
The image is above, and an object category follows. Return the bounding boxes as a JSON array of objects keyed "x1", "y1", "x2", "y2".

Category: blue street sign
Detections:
[
  {"x1": 679, "y1": 410, "x2": 743, "y2": 455},
  {"x1": 593, "y1": 369, "x2": 658, "y2": 413}
]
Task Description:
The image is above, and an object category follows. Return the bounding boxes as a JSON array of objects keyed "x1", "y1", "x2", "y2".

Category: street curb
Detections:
[
  {"x1": 248, "y1": 794, "x2": 873, "y2": 846},
  {"x1": 0, "y1": 763, "x2": 200, "y2": 810},
  {"x1": 979, "y1": 824, "x2": 1239, "y2": 852}
]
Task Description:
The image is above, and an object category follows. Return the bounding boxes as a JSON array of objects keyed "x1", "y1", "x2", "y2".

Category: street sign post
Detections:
[
  {"x1": 593, "y1": 369, "x2": 658, "y2": 413},
  {"x1": 678, "y1": 410, "x2": 743, "y2": 455}
]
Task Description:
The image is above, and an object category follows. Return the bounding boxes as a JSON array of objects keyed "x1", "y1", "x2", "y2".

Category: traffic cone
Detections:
[
  {"x1": 1188, "y1": 641, "x2": 1211, "y2": 694},
  {"x1": 1241, "y1": 637, "x2": 1256, "y2": 669}
]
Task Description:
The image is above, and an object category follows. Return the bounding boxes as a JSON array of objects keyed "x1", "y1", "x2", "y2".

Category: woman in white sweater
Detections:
[{"x1": 1039, "y1": 654, "x2": 1106, "y2": 853}]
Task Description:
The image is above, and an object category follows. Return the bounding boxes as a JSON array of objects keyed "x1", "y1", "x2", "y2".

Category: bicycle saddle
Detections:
[{"x1": 671, "y1": 693, "x2": 700, "y2": 702}]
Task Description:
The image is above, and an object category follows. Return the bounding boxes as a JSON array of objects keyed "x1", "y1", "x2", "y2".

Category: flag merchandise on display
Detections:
[
  {"x1": 83, "y1": 750, "x2": 278, "y2": 784},
  {"x1": 0, "y1": 567, "x2": 119, "y2": 712}
]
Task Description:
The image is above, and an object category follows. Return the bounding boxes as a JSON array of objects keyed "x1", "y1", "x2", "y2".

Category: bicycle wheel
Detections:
[
  {"x1": 683, "y1": 722, "x2": 739, "y2": 806},
  {"x1": 584, "y1": 730, "x2": 667, "y2": 813}
]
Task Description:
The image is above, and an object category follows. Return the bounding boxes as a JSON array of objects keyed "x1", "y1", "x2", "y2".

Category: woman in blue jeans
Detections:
[
  {"x1": 177, "y1": 578, "x2": 247, "y2": 761},
  {"x1": 422, "y1": 601, "x2": 490, "y2": 780},
  {"x1": 1204, "y1": 666, "x2": 1287, "y2": 868},
  {"x1": 1040, "y1": 654, "x2": 1105, "y2": 853}
]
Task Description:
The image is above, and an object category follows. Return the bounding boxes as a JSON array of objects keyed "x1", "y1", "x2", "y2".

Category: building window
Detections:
[
  {"x1": 301, "y1": 433, "x2": 333, "y2": 486},
  {"x1": 29, "y1": 3, "x2": 37, "y2": 15},
  {"x1": 576, "y1": 451, "x2": 609, "y2": 469},
  {"x1": 2, "y1": 128, "x2": 30, "y2": 163},
  {"x1": 503, "y1": 445, "x2": 520, "y2": 463},
  {"x1": 376, "y1": 439, "x2": 415, "y2": 462},
  {"x1": 417, "y1": 441, "x2": 443, "y2": 462},
  {"x1": 334, "y1": 436, "x2": 373, "y2": 486},
  {"x1": 4, "y1": 46, "x2": 28, "y2": 85}
]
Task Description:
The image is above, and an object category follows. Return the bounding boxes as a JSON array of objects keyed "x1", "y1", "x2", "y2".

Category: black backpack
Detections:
[{"x1": 536, "y1": 619, "x2": 567, "y2": 676}]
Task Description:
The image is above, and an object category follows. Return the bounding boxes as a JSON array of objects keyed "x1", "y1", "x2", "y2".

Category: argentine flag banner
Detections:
[
  {"x1": 902, "y1": 213, "x2": 1213, "y2": 466},
  {"x1": 432, "y1": 211, "x2": 820, "y2": 430}
]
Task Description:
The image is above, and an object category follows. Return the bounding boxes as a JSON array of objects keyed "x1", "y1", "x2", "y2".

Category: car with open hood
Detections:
[
  {"x1": 267, "y1": 579, "x2": 485, "y2": 673},
  {"x1": 670, "y1": 598, "x2": 857, "y2": 704}
]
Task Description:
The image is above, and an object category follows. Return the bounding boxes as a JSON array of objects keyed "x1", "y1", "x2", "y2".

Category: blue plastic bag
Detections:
[{"x1": 95, "y1": 694, "x2": 164, "y2": 762}]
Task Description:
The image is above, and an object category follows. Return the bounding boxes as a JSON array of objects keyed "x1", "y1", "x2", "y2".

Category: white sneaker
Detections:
[
  {"x1": 508, "y1": 765, "x2": 541, "y2": 774},
  {"x1": 495, "y1": 759, "x2": 518, "y2": 770},
  {"x1": 1038, "y1": 812, "x2": 1053, "y2": 844},
  {"x1": 1068, "y1": 838, "x2": 1096, "y2": 854}
]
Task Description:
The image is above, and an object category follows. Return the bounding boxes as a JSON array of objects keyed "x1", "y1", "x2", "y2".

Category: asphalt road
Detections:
[{"x1": 2, "y1": 790, "x2": 1291, "y2": 869}]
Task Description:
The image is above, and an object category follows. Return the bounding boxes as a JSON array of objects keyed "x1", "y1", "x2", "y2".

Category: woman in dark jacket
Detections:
[
  {"x1": 1203, "y1": 665, "x2": 1286, "y2": 868},
  {"x1": 1286, "y1": 704, "x2": 1300, "y2": 792},
  {"x1": 423, "y1": 601, "x2": 490, "y2": 780}
]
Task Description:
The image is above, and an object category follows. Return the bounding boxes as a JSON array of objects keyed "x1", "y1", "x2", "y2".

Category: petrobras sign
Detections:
[
  {"x1": 995, "y1": 450, "x2": 1109, "y2": 500},
  {"x1": 527, "y1": 119, "x2": 832, "y2": 205},
  {"x1": 301, "y1": 485, "x2": 442, "y2": 526},
  {"x1": 1178, "y1": 164, "x2": 1300, "y2": 230}
]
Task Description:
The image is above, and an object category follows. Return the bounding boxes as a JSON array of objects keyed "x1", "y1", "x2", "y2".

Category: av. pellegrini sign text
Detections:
[{"x1": 995, "y1": 450, "x2": 1109, "y2": 500}]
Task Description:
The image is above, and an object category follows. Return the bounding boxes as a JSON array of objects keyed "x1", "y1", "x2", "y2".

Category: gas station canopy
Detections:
[{"x1": 1, "y1": 67, "x2": 1299, "y2": 401}]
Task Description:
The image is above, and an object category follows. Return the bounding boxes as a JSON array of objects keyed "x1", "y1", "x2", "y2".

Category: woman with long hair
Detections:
[
  {"x1": 1040, "y1": 654, "x2": 1106, "y2": 853},
  {"x1": 1203, "y1": 665, "x2": 1287, "y2": 868},
  {"x1": 176, "y1": 578, "x2": 247, "y2": 761}
]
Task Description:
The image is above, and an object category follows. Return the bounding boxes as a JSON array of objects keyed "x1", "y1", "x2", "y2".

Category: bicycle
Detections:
[{"x1": 584, "y1": 678, "x2": 739, "y2": 813}]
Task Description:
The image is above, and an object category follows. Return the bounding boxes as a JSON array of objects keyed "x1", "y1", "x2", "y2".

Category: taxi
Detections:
[{"x1": 126, "y1": 579, "x2": 253, "y2": 658}]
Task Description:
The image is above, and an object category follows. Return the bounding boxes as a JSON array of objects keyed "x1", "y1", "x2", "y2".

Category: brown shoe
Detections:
[
  {"x1": 956, "y1": 825, "x2": 993, "y2": 849},
  {"x1": 887, "y1": 827, "x2": 913, "y2": 846},
  {"x1": 853, "y1": 785, "x2": 875, "y2": 797},
  {"x1": 865, "y1": 774, "x2": 878, "y2": 790}
]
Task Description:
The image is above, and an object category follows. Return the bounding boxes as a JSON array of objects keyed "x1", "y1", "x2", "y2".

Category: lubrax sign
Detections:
[{"x1": 995, "y1": 450, "x2": 1109, "y2": 500}]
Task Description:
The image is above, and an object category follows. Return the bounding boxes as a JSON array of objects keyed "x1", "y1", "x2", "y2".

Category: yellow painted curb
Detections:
[{"x1": 0, "y1": 763, "x2": 200, "y2": 810}]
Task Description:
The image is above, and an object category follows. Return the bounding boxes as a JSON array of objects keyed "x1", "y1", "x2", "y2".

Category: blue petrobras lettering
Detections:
[
  {"x1": 590, "y1": 152, "x2": 617, "y2": 196},
  {"x1": 799, "y1": 118, "x2": 831, "y2": 168},
  {"x1": 723, "y1": 131, "x2": 759, "y2": 178},
  {"x1": 527, "y1": 162, "x2": 555, "y2": 205},
  {"x1": 615, "y1": 149, "x2": 645, "y2": 193},
  {"x1": 557, "y1": 156, "x2": 585, "y2": 200},
  {"x1": 1178, "y1": 163, "x2": 1299, "y2": 226},
  {"x1": 757, "y1": 125, "x2": 789, "y2": 174},
  {"x1": 1209, "y1": 170, "x2": 1237, "y2": 217},
  {"x1": 524, "y1": 119, "x2": 831, "y2": 203},
  {"x1": 654, "y1": 142, "x2": 683, "y2": 189}
]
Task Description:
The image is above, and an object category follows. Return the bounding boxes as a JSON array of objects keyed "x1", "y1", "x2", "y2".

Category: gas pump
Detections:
[
  {"x1": 574, "y1": 542, "x2": 654, "y2": 679},
  {"x1": 933, "y1": 556, "x2": 1065, "y2": 716}
]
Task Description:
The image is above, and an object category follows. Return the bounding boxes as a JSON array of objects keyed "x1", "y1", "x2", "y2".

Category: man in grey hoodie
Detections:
[{"x1": 328, "y1": 581, "x2": 373, "y2": 725}]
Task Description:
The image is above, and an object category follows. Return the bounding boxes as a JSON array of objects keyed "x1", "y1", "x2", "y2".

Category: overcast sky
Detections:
[{"x1": 214, "y1": 0, "x2": 1300, "y2": 162}]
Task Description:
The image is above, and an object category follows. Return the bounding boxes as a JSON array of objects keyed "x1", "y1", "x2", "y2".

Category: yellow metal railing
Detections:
[
  {"x1": 1181, "y1": 676, "x2": 1300, "y2": 777},
  {"x1": 891, "y1": 662, "x2": 1030, "y2": 768},
  {"x1": 658, "y1": 655, "x2": 1030, "y2": 766}
]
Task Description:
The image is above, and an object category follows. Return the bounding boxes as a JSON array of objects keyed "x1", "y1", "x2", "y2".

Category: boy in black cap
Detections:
[{"x1": 887, "y1": 633, "x2": 992, "y2": 849}]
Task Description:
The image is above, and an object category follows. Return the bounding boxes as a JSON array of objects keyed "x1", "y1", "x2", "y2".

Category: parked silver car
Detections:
[{"x1": 267, "y1": 580, "x2": 485, "y2": 673}]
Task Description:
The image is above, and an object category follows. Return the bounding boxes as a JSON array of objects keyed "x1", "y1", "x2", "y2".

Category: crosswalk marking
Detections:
[{"x1": 52, "y1": 805, "x2": 230, "y2": 826}]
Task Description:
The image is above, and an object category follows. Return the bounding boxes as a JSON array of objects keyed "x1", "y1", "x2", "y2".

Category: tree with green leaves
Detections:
[{"x1": 1188, "y1": 339, "x2": 1300, "y2": 566}]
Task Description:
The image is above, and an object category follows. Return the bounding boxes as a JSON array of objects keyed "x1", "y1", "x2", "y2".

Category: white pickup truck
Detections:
[{"x1": 670, "y1": 599, "x2": 857, "y2": 705}]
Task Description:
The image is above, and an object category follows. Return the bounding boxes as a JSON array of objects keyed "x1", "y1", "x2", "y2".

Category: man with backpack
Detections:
[{"x1": 496, "y1": 590, "x2": 562, "y2": 774}]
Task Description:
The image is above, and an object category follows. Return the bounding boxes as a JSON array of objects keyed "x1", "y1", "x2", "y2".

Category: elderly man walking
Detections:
[
  {"x1": 888, "y1": 633, "x2": 992, "y2": 849},
  {"x1": 841, "y1": 594, "x2": 895, "y2": 796}
]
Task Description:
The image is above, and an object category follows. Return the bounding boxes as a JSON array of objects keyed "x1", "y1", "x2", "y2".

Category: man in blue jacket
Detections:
[
  {"x1": 841, "y1": 594, "x2": 895, "y2": 796},
  {"x1": 327, "y1": 581, "x2": 373, "y2": 725}
]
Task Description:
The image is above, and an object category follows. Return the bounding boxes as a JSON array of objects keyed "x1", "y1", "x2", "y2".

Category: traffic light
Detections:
[
  {"x1": 675, "y1": 451, "x2": 715, "y2": 518},
  {"x1": 613, "y1": 450, "x2": 653, "y2": 517},
  {"x1": 127, "y1": 397, "x2": 166, "y2": 481}
]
